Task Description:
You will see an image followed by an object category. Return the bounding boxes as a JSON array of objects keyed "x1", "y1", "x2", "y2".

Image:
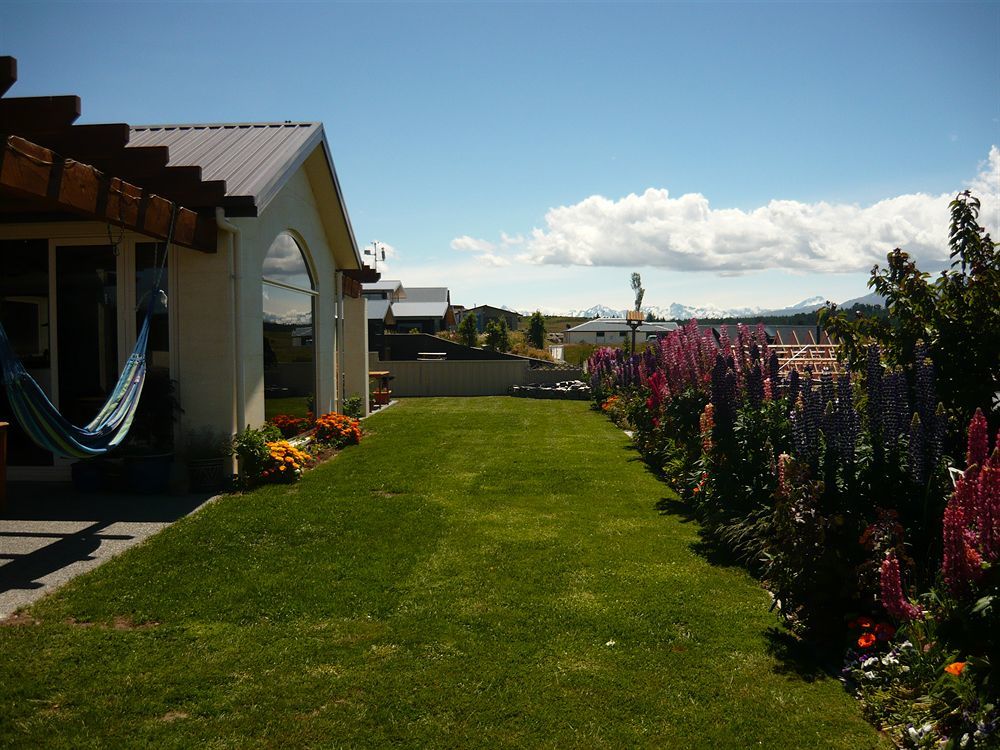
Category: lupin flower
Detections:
[
  {"x1": 865, "y1": 345, "x2": 883, "y2": 438},
  {"x1": 879, "y1": 553, "x2": 923, "y2": 621},
  {"x1": 699, "y1": 403, "x2": 715, "y2": 455},
  {"x1": 777, "y1": 453, "x2": 792, "y2": 499},
  {"x1": 768, "y1": 352, "x2": 780, "y2": 399},
  {"x1": 908, "y1": 412, "x2": 925, "y2": 486},
  {"x1": 942, "y1": 499, "x2": 984, "y2": 596},
  {"x1": 967, "y1": 408, "x2": 989, "y2": 468},
  {"x1": 786, "y1": 369, "x2": 800, "y2": 412}
]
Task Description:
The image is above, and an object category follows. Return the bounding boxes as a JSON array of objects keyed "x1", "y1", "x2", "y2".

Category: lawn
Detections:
[{"x1": 0, "y1": 398, "x2": 887, "y2": 749}]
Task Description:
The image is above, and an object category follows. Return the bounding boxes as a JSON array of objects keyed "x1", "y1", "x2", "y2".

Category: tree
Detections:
[
  {"x1": 457, "y1": 312, "x2": 479, "y2": 347},
  {"x1": 484, "y1": 317, "x2": 511, "y2": 351},
  {"x1": 821, "y1": 191, "x2": 1000, "y2": 434},
  {"x1": 631, "y1": 272, "x2": 645, "y2": 312},
  {"x1": 527, "y1": 311, "x2": 546, "y2": 349}
]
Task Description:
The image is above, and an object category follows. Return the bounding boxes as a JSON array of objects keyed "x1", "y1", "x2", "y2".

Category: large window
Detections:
[
  {"x1": 0, "y1": 239, "x2": 52, "y2": 466},
  {"x1": 262, "y1": 234, "x2": 316, "y2": 423}
]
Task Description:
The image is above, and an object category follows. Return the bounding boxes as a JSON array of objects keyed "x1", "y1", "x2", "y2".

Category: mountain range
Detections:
[{"x1": 514, "y1": 292, "x2": 883, "y2": 320}]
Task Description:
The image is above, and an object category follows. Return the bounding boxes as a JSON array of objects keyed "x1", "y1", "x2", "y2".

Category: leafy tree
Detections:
[
  {"x1": 527, "y1": 311, "x2": 546, "y2": 349},
  {"x1": 484, "y1": 317, "x2": 511, "y2": 351},
  {"x1": 822, "y1": 191, "x2": 1000, "y2": 432},
  {"x1": 457, "y1": 312, "x2": 479, "y2": 347},
  {"x1": 631, "y1": 272, "x2": 645, "y2": 311}
]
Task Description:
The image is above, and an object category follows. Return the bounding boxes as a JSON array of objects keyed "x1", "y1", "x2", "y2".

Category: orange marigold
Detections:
[
  {"x1": 857, "y1": 633, "x2": 876, "y2": 649},
  {"x1": 944, "y1": 661, "x2": 967, "y2": 676}
]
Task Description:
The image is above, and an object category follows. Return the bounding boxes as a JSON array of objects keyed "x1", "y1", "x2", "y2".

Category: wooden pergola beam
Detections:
[
  {"x1": 0, "y1": 134, "x2": 216, "y2": 252},
  {"x1": 21, "y1": 123, "x2": 132, "y2": 160},
  {"x1": 0, "y1": 96, "x2": 82, "y2": 131},
  {"x1": 0, "y1": 57, "x2": 15, "y2": 97}
]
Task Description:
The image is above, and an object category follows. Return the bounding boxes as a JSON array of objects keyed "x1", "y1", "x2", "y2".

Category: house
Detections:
[
  {"x1": 0, "y1": 56, "x2": 373, "y2": 480},
  {"x1": 390, "y1": 286, "x2": 456, "y2": 334},
  {"x1": 563, "y1": 318, "x2": 678, "y2": 345},
  {"x1": 456, "y1": 305, "x2": 521, "y2": 333},
  {"x1": 362, "y1": 282, "x2": 456, "y2": 335}
]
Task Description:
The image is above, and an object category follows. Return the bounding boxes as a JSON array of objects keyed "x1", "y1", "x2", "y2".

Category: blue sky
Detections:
[{"x1": 3, "y1": 1, "x2": 998, "y2": 314}]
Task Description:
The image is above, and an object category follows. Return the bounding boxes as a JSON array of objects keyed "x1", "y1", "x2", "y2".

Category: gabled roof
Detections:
[
  {"x1": 129, "y1": 123, "x2": 322, "y2": 217},
  {"x1": 402, "y1": 287, "x2": 450, "y2": 303},
  {"x1": 366, "y1": 299, "x2": 395, "y2": 323},
  {"x1": 391, "y1": 301, "x2": 452, "y2": 319},
  {"x1": 466, "y1": 304, "x2": 521, "y2": 317},
  {"x1": 362, "y1": 279, "x2": 407, "y2": 298}
]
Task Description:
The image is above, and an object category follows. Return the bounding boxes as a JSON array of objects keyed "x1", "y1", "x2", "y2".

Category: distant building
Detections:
[
  {"x1": 564, "y1": 318, "x2": 678, "y2": 345},
  {"x1": 360, "y1": 281, "x2": 456, "y2": 343},
  {"x1": 456, "y1": 305, "x2": 522, "y2": 333}
]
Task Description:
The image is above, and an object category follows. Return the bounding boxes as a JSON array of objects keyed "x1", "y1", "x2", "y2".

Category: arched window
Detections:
[{"x1": 262, "y1": 233, "x2": 317, "y2": 426}]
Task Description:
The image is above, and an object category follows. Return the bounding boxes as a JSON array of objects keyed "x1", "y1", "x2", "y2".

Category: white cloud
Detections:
[
  {"x1": 477, "y1": 253, "x2": 510, "y2": 267},
  {"x1": 461, "y1": 147, "x2": 999, "y2": 275},
  {"x1": 450, "y1": 235, "x2": 496, "y2": 253}
]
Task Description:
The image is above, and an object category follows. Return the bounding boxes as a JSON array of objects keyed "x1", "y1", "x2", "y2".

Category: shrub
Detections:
[
  {"x1": 314, "y1": 412, "x2": 362, "y2": 448},
  {"x1": 484, "y1": 318, "x2": 511, "y2": 351},
  {"x1": 231, "y1": 423, "x2": 283, "y2": 488},
  {"x1": 457, "y1": 312, "x2": 479, "y2": 347},
  {"x1": 527, "y1": 310, "x2": 546, "y2": 349},
  {"x1": 259, "y1": 440, "x2": 313, "y2": 483},
  {"x1": 270, "y1": 413, "x2": 315, "y2": 438},
  {"x1": 342, "y1": 395, "x2": 364, "y2": 419},
  {"x1": 822, "y1": 191, "x2": 999, "y2": 441}
]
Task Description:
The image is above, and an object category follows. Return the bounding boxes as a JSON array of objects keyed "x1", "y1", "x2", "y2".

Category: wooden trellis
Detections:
[{"x1": 769, "y1": 344, "x2": 844, "y2": 375}]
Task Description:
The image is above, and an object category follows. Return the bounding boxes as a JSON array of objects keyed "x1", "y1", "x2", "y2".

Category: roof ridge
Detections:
[{"x1": 131, "y1": 122, "x2": 320, "y2": 131}]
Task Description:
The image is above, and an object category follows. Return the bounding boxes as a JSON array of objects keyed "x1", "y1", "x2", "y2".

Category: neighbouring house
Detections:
[
  {"x1": 455, "y1": 304, "x2": 521, "y2": 333},
  {"x1": 391, "y1": 287, "x2": 456, "y2": 334},
  {"x1": 0, "y1": 56, "x2": 374, "y2": 481},
  {"x1": 563, "y1": 318, "x2": 678, "y2": 345},
  {"x1": 364, "y1": 298, "x2": 396, "y2": 354},
  {"x1": 361, "y1": 281, "x2": 456, "y2": 337}
]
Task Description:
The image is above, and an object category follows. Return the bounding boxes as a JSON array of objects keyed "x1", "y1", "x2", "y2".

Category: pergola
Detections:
[{"x1": 0, "y1": 55, "x2": 217, "y2": 252}]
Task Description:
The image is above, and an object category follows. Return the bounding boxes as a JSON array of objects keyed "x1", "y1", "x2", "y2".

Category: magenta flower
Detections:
[{"x1": 879, "y1": 553, "x2": 923, "y2": 621}]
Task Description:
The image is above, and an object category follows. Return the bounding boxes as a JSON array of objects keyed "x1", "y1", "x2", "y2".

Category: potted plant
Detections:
[
  {"x1": 118, "y1": 370, "x2": 182, "y2": 494},
  {"x1": 182, "y1": 427, "x2": 232, "y2": 493}
]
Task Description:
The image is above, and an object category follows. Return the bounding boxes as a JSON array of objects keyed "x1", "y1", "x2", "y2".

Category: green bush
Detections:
[{"x1": 343, "y1": 395, "x2": 364, "y2": 419}]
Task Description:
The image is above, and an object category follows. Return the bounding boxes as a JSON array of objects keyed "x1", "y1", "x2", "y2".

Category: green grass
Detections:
[
  {"x1": 264, "y1": 395, "x2": 312, "y2": 420},
  {"x1": 0, "y1": 398, "x2": 887, "y2": 749}
]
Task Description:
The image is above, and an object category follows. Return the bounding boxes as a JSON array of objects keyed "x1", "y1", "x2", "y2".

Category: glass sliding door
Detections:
[
  {"x1": 55, "y1": 244, "x2": 118, "y2": 428},
  {"x1": 0, "y1": 239, "x2": 53, "y2": 466}
]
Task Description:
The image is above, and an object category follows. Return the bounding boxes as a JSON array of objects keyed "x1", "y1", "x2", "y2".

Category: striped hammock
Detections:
[{"x1": 0, "y1": 313, "x2": 151, "y2": 459}]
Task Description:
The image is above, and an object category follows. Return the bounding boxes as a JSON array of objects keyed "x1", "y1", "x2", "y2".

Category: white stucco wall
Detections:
[
  {"x1": 236, "y1": 166, "x2": 339, "y2": 426},
  {"x1": 342, "y1": 294, "x2": 370, "y2": 415}
]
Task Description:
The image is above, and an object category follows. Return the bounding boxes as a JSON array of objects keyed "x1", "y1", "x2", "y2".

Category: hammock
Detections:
[
  {"x1": 0, "y1": 306, "x2": 152, "y2": 459},
  {"x1": 0, "y1": 211, "x2": 174, "y2": 459}
]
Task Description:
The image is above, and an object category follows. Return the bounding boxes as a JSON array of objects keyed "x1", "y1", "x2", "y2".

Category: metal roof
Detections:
[
  {"x1": 402, "y1": 287, "x2": 450, "y2": 303},
  {"x1": 366, "y1": 299, "x2": 394, "y2": 322},
  {"x1": 362, "y1": 280, "x2": 406, "y2": 298},
  {"x1": 465, "y1": 305, "x2": 521, "y2": 317},
  {"x1": 567, "y1": 318, "x2": 678, "y2": 333},
  {"x1": 391, "y1": 301, "x2": 452, "y2": 319},
  {"x1": 128, "y1": 122, "x2": 324, "y2": 215}
]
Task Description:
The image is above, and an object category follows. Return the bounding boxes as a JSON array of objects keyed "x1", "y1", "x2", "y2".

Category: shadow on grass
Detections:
[
  {"x1": 764, "y1": 626, "x2": 843, "y2": 682},
  {"x1": 655, "y1": 496, "x2": 750, "y2": 570}
]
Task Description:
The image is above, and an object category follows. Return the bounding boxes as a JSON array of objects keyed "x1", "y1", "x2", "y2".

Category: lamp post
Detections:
[{"x1": 625, "y1": 309, "x2": 644, "y2": 354}]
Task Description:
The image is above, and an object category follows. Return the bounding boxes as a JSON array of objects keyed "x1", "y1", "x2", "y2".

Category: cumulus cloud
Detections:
[
  {"x1": 478, "y1": 253, "x2": 511, "y2": 267},
  {"x1": 451, "y1": 235, "x2": 497, "y2": 253},
  {"x1": 455, "y1": 146, "x2": 999, "y2": 275}
]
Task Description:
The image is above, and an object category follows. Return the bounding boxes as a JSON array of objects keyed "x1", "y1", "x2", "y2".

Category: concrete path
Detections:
[{"x1": 0, "y1": 482, "x2": 216, "y2": 620}]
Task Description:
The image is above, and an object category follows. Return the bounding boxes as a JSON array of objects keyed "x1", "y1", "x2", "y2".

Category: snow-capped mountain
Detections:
[{"x1": 523, "y1": 294, "x2": 878, "y2": 320}]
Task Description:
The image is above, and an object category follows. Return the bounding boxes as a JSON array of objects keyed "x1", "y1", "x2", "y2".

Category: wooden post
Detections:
[{"x1": 0, "y1": 422, "x2": 7, "y2": 513}]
